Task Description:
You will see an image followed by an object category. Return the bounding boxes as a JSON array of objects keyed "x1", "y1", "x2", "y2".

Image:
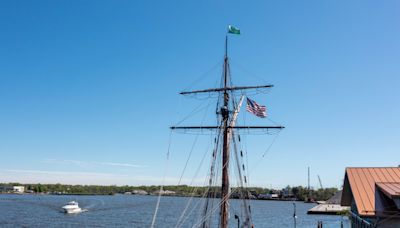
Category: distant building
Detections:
[
  {"x1": 258, "y1": 193, "x2": 279, "y2": 199},
  {"x1": 13, "y1": 186, "x2": 25, "y2": 193},
  {"x1": 152, "y1": 190, "x2": 176, "y2": 195},
  {"x1": 0, "y1": 186, "x2": 13, "y2": 193},
  {"x1": 281, "y1": 187, "x2": 294, "y2": 198},
  {"x1": 341, "y1": 167, "x2": 400, "y2": 228},
  {"x1": 132, "y1": 190, "x2": 148, "y2": 195}
]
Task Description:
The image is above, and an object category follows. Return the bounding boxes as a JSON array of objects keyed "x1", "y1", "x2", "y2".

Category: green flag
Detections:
[{"x1": 228, "y1": 25, "x2": 240, "y2": 35}]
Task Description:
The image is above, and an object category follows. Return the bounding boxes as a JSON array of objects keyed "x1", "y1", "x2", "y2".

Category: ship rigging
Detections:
[{"x1": 153, "y1": 27, "x2": 284, "y2": 228}]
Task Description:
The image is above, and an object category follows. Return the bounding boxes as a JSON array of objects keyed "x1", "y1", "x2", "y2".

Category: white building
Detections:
[{"x1": 13, "y1": 186, "x2": 25, "y2": 193}]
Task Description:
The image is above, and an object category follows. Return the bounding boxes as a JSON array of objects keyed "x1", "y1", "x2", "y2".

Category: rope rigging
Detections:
[
  {"x1": 231, "y1": 130, "x2": 252, "y2": 227},
  {"x1": 151, "y1": 131, "x2": 173, "y2": 228},
  {"x1": 175, "y1": 136, "x2": 214, "y2": 228}
]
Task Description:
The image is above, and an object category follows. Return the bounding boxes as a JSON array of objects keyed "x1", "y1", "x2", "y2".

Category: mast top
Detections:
[{"x1": 225, "y1": 35, "x2": 228, "y2": 58}]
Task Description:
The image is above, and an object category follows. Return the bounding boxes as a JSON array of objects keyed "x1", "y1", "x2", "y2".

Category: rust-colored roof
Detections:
[
  {"x1": 341, "y1": 167, "x2": 400, "y2": 216},
  {"x1": 376, "y1": 182, "x2": 400, "y2": 198}
]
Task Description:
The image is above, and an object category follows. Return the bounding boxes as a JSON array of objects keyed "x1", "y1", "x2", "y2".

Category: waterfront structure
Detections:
[
  {"x1": 341, "y1": 167, "x2": 400, "y2": 228},
  {"x1": 132, "y1": 190, "x2": 148, "y2": 195},
  {"x1": 258, "y1": 193, "x2": 279, "y2": 199},
  {"x1": 308, "y1": 190, "x2": 350, "y2": 215},
  {"x1": 13, "y1": 186, "x2": 25, "y2": 193},
  {"x1": 0, "y1": 186, "x2": 13, "y2": 193},
  {"x1": 152, "y1": 190, "x2": 175, "y2": 195}
]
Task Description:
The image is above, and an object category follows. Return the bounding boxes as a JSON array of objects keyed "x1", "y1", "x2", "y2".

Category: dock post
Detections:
[
  {"x1": 293, "y1": 203, "x2": 297, "y2": 228},
  {"x1": 234, "y1": 214, "x2": 240, "y2": 228}
]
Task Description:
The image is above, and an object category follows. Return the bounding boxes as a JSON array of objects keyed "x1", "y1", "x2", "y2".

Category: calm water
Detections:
[{"x1": 0, "y1": 194, "x2": 349, "y2": 227}]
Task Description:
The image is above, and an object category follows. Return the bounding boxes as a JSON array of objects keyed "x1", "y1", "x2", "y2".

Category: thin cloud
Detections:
[
  {"x1": 0, "y1": 169, "x2": 206, "y2": 186},
  {"x1": 2, "y1": 169, "x2": 125, "y2": 177},
  {"x1": 43, "y1": 159, "x2": 146, "y2": 168},
  {"x1": 94, "y1": 161, "x2": 144, "y2": 168}
]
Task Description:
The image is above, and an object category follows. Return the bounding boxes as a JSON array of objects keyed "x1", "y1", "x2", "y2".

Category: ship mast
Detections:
[
  {"x1": 171, "y1": 36, "x2": 284, "y2": 228},
  {"x1": 221, "y1": 35, "x2": 230, "y2": 228}
]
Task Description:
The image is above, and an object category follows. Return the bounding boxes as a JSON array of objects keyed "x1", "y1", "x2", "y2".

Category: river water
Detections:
[{"x1": 0, "y1": 194, "x2": 349, "y2": 227}]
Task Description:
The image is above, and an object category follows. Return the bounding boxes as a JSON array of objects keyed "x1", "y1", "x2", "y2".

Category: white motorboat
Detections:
[{"x1": 62, "y1": 201, "x2": 82, "y2": 214}]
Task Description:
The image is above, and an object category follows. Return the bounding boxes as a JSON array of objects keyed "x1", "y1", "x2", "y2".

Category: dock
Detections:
[
  {"x1": 307, "y1": 203, "x2": 349, "y2": 215},
  {"x1": 307, "y1": 190, "x2": 349, "y2": 215}
]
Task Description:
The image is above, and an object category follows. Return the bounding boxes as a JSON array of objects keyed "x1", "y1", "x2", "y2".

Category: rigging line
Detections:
[
  {"x1": 186, "y1": 182, "x2": 217, "y2": 227},
  {"x1": 151, "y1": 130, "x2": 173, "y2": 228},
  {"x1": 241, "y1": 100, "x2": 251, "y2": 187},
  {"x1": 200, "y1": 146, "x2": 222, "y2": 228},
  {"x1": 175, "y1": 138, "x2": 213, "y2": 228},
  {"x1": 178, "y1": 185, "x2": 213, "y2": 228},
  {"x1": 177, "y1": 122, "x2": 222, "y2": 227},
  {"x1": 190, "y1": 140, "x2": 221, "y2": 228},
  {"x1": 177, "y1": 134, "x2": 199, "y2": 185},
  {"x1": 266, "y1": 117, "x2": 282, "y2": 126},
  {"x1": 236, "y1": 133, "x2": 248, "y2": 189},
  {"x1": 174, "y1": 100, "x2": 210, "y2": 127},
  {"x1": 182, "y1": 60, "x2": 223, "y2": 92},
  {"x1": 248, "y1": 130, "x2": 282, "y2": 176},
  {"x1": 177, "y1": 98, "x2": 213, "y2": 185},
  {"x1": 201, "y1": 122, "x2": 223, "y2": 227},
  {"x1": 192, "y1": 190, "x2": 234, "y2": 228},
  {"x1": 229, "y1": 58, "x2": 270, "y2": 85},
  {"x1": 231, "y1": 131, "x2": 252, "y2": 224},
  {"x1": 181, "y1": 186, "x2": 214, "y2": 228},
  {"x1": 261, "y1": 130, "x2": 281, "y2": 158},
  {"x1": 227, "y1": 60, "x2": 233, "y2": 88},
  {"x1": 232, "y1": 131, "x2": 246, "y2": 188},
  {"x1": 194, "y1": 140, "x2": 233, "y2": 226}
]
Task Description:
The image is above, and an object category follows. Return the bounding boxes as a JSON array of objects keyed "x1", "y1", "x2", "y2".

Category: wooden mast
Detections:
[{"x1": 220, "y1": 35, "x2": 230, "y2": 228}]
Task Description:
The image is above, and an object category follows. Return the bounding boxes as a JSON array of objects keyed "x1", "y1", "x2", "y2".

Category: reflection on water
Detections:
[{"x1": 0, "y1": 194, "x2": 349, "y2": 227}]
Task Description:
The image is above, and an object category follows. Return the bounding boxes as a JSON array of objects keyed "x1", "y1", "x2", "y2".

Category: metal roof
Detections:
[
  {"x1": 341, "y1": 167, "x2": 400, "y2": 216},
  {"x1": 376, "y1": 183, "x2": 400, "y2": 199}
]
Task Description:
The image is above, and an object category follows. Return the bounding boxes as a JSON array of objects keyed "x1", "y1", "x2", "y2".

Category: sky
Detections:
[{"x1": 0, "y1": 1, "x2": 399, "y2": 189}]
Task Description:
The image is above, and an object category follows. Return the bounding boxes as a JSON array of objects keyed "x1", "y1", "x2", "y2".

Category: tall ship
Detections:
[{"x1": 152, "y1": 26, "x2": 284, "y2": 228}]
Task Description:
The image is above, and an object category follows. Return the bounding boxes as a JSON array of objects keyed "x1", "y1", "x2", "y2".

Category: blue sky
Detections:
[{"x1": 0, "y1": 1, "x2": 399, "y2": 188}]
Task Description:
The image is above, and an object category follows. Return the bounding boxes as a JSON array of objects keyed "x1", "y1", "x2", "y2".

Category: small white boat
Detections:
[{"x1": 62, "y1": 201, "x2": 82, "y2": 214}]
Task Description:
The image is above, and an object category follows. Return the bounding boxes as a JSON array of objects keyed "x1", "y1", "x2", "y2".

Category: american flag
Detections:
[{"x1": 246, "y1": 97, "x2": 267, "y2": 118}]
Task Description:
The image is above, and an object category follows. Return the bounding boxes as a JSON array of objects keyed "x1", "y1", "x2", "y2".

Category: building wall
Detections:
[{"x1": 13, "y1": 186, "x2": 25, "y2": 193}]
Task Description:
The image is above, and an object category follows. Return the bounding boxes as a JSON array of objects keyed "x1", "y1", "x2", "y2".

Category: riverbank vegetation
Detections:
[{"x1": 0, "y1": 183, "x2": 338, "y2": 201}]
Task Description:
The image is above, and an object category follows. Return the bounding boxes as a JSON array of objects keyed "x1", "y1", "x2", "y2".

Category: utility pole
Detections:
[
  {"x1": 307, "y1": 166, "x2": 311, "y2": 201},
  {"x1": 308, "y1": 167, "x2": 310, "y2": 191},
  {"x1": 318, "y1": 175, "x2": 323, "y2": 189}
]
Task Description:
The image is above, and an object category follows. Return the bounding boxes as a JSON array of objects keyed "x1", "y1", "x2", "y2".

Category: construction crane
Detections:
[{"x1": 317, "y1": 175, "x2": 323, "y2": 189}]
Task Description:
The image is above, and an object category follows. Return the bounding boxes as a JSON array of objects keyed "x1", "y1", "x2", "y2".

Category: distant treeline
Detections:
[
  {"x1": 0, "y1": 183, "x2": 338, "y2": 201},
  {"x1": 284, "y1": 185, "x2": 338, "y2": 201}
]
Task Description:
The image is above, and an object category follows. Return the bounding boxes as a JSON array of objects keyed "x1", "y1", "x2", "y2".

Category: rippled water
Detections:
[{"x1": 0, "y1": 194, "x2": 349, "y2": 227}]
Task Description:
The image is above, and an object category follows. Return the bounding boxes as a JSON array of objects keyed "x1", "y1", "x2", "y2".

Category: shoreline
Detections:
[{"x1": 0, "y1": 192, "x2": 311, "y2": 203}]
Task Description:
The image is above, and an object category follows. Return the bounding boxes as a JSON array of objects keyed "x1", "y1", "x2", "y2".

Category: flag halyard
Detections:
[{"x1": 246, "y1": 97, "x2": 267, "y2": 118}]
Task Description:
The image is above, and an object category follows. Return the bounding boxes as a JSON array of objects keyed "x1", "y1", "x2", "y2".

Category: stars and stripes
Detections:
[{"x1": 246, "y1": 97, "x2": 267, "y2": 118}]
